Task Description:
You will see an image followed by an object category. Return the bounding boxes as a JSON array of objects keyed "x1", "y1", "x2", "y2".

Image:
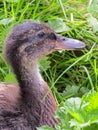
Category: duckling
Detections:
[{"x1": 0, "y1": 22, "x2": 85, "y2": 130}]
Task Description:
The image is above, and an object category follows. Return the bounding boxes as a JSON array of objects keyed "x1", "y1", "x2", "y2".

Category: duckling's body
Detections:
[
  {"x1": 0, "y1": 83, "x2": 57, "y2": 130},
  {"x1": 0, "y1": 22, "x2": 85, "y2": 130}
]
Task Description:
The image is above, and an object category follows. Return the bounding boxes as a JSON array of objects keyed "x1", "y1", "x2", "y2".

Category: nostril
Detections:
[{"x1": 62, "y1": 38, "x2": 66, "y2": 41}]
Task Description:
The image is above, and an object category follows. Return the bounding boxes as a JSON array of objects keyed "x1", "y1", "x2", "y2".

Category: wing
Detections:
[{"x1": 0, "y1": 82, "x2": 20, "y2": 110}]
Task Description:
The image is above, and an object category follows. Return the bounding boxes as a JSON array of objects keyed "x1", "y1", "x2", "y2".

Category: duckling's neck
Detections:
[
  {"x1": 12, "y1": 58, "x2": 58, "y2": 127},
  {"x1": 15, "y1": 61, "x2": 45, "y2": 98}
]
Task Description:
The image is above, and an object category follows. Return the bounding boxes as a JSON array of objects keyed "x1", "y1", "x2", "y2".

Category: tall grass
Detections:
[{"x1": 0, "y1": 0, "x2": 98, "y2": 97}]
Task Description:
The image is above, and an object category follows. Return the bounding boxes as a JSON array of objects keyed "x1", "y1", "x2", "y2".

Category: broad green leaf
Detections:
[
  {"x1": 87, "y1": 15, "x2": 98, "y2": 33},
  {"x1": 0, "y1": 18, "x2": 14, "y2": 25},
  {"x1": 85, "y1": 92, "x2": 98, "y2": 111},
  {"x1": 48, "y1": 18, "x2": 69, "y2": 33},
  {"x1": 37, "y1": 126, "x2": 53, "y2": 130},
  {"x1": 2, "y1": 0, "x2": 18, "y2": 2},
  {"x1": 88, "y1": 0, "x2": 98, "y2": 15},
  {"x1": 4, "y1": 73, "x2": 17, "y2": 84},
  {"x1": 39, "y1": 57, "x2": 51, "y2": 72}
]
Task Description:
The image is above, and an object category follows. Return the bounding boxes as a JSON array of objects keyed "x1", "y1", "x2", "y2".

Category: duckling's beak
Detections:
[{"x1": 55, "y1": 36, "x2": 85, "y2": 50}]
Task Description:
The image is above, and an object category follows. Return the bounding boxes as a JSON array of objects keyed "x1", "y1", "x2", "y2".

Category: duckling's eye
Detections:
[
  {"x1": 37, "y1": 31, "x2": 45, "y2": 38},
  {"x1": 24, "y1": 45, "x2": 33, "y2": 52},
  {"x1": 49, "y1": 33, "x2": 57, "y2": 40}
]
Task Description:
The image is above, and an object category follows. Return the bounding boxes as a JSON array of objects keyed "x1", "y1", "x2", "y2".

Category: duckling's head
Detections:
[{"x1": 5, "y1": 22, "x2": 85, "y2": 66}]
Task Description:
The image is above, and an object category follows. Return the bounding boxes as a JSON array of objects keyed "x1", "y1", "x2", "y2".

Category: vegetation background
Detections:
[{"x1": 0, "y1": 0, "x2": 98, "y2": 129}]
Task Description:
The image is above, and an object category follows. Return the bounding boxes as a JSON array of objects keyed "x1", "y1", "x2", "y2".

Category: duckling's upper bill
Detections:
[{"x1": 55, "y1": 36, "x2": 85, "y2": 50}]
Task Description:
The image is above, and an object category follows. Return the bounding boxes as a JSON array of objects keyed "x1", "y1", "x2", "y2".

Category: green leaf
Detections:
[
  {"x1": 37, "y1": 125, "x2": 53, "y2": 130},
  {"x1": 4, "y1": 73, "x2": 17, "y2": 84},
  {"x1": 85, "y1": 92, "x2": 98, "y2": 111},
  {"x1": 48, "y1": 18, "x2": 69, "y2": 33},
  {"x1": 55, "y1": 106, "x2": 73, "y2": 130},
  {"x1": 87, "y1": 15, "x2": 98, "y2": 33},
  {"x1": 62, "y1": 85, "x2": 80, "y2": 97},
  {"x1": 84, "y1": 124, "x2": 98, "y2": 130},
  {"x1": 0, "y1": 18, "x2": 14, "y2": 25},
  {"x1": 2, "y1": 0, "x2": 18, "y2": 2},
  {"x1": 39, "y1": 57, "x2": 51, "y2": 72},
  {"x1": 88, "y1": 0, "x2": 98, "y2": 15},
  {"x1": 62, "y1": 85, "x2": 89, "y2": 97}
]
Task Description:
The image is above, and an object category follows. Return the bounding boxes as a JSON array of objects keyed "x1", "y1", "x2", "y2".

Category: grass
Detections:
[{"x1": 0, "y1": 0, "x2": 98, "y2": 129}]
